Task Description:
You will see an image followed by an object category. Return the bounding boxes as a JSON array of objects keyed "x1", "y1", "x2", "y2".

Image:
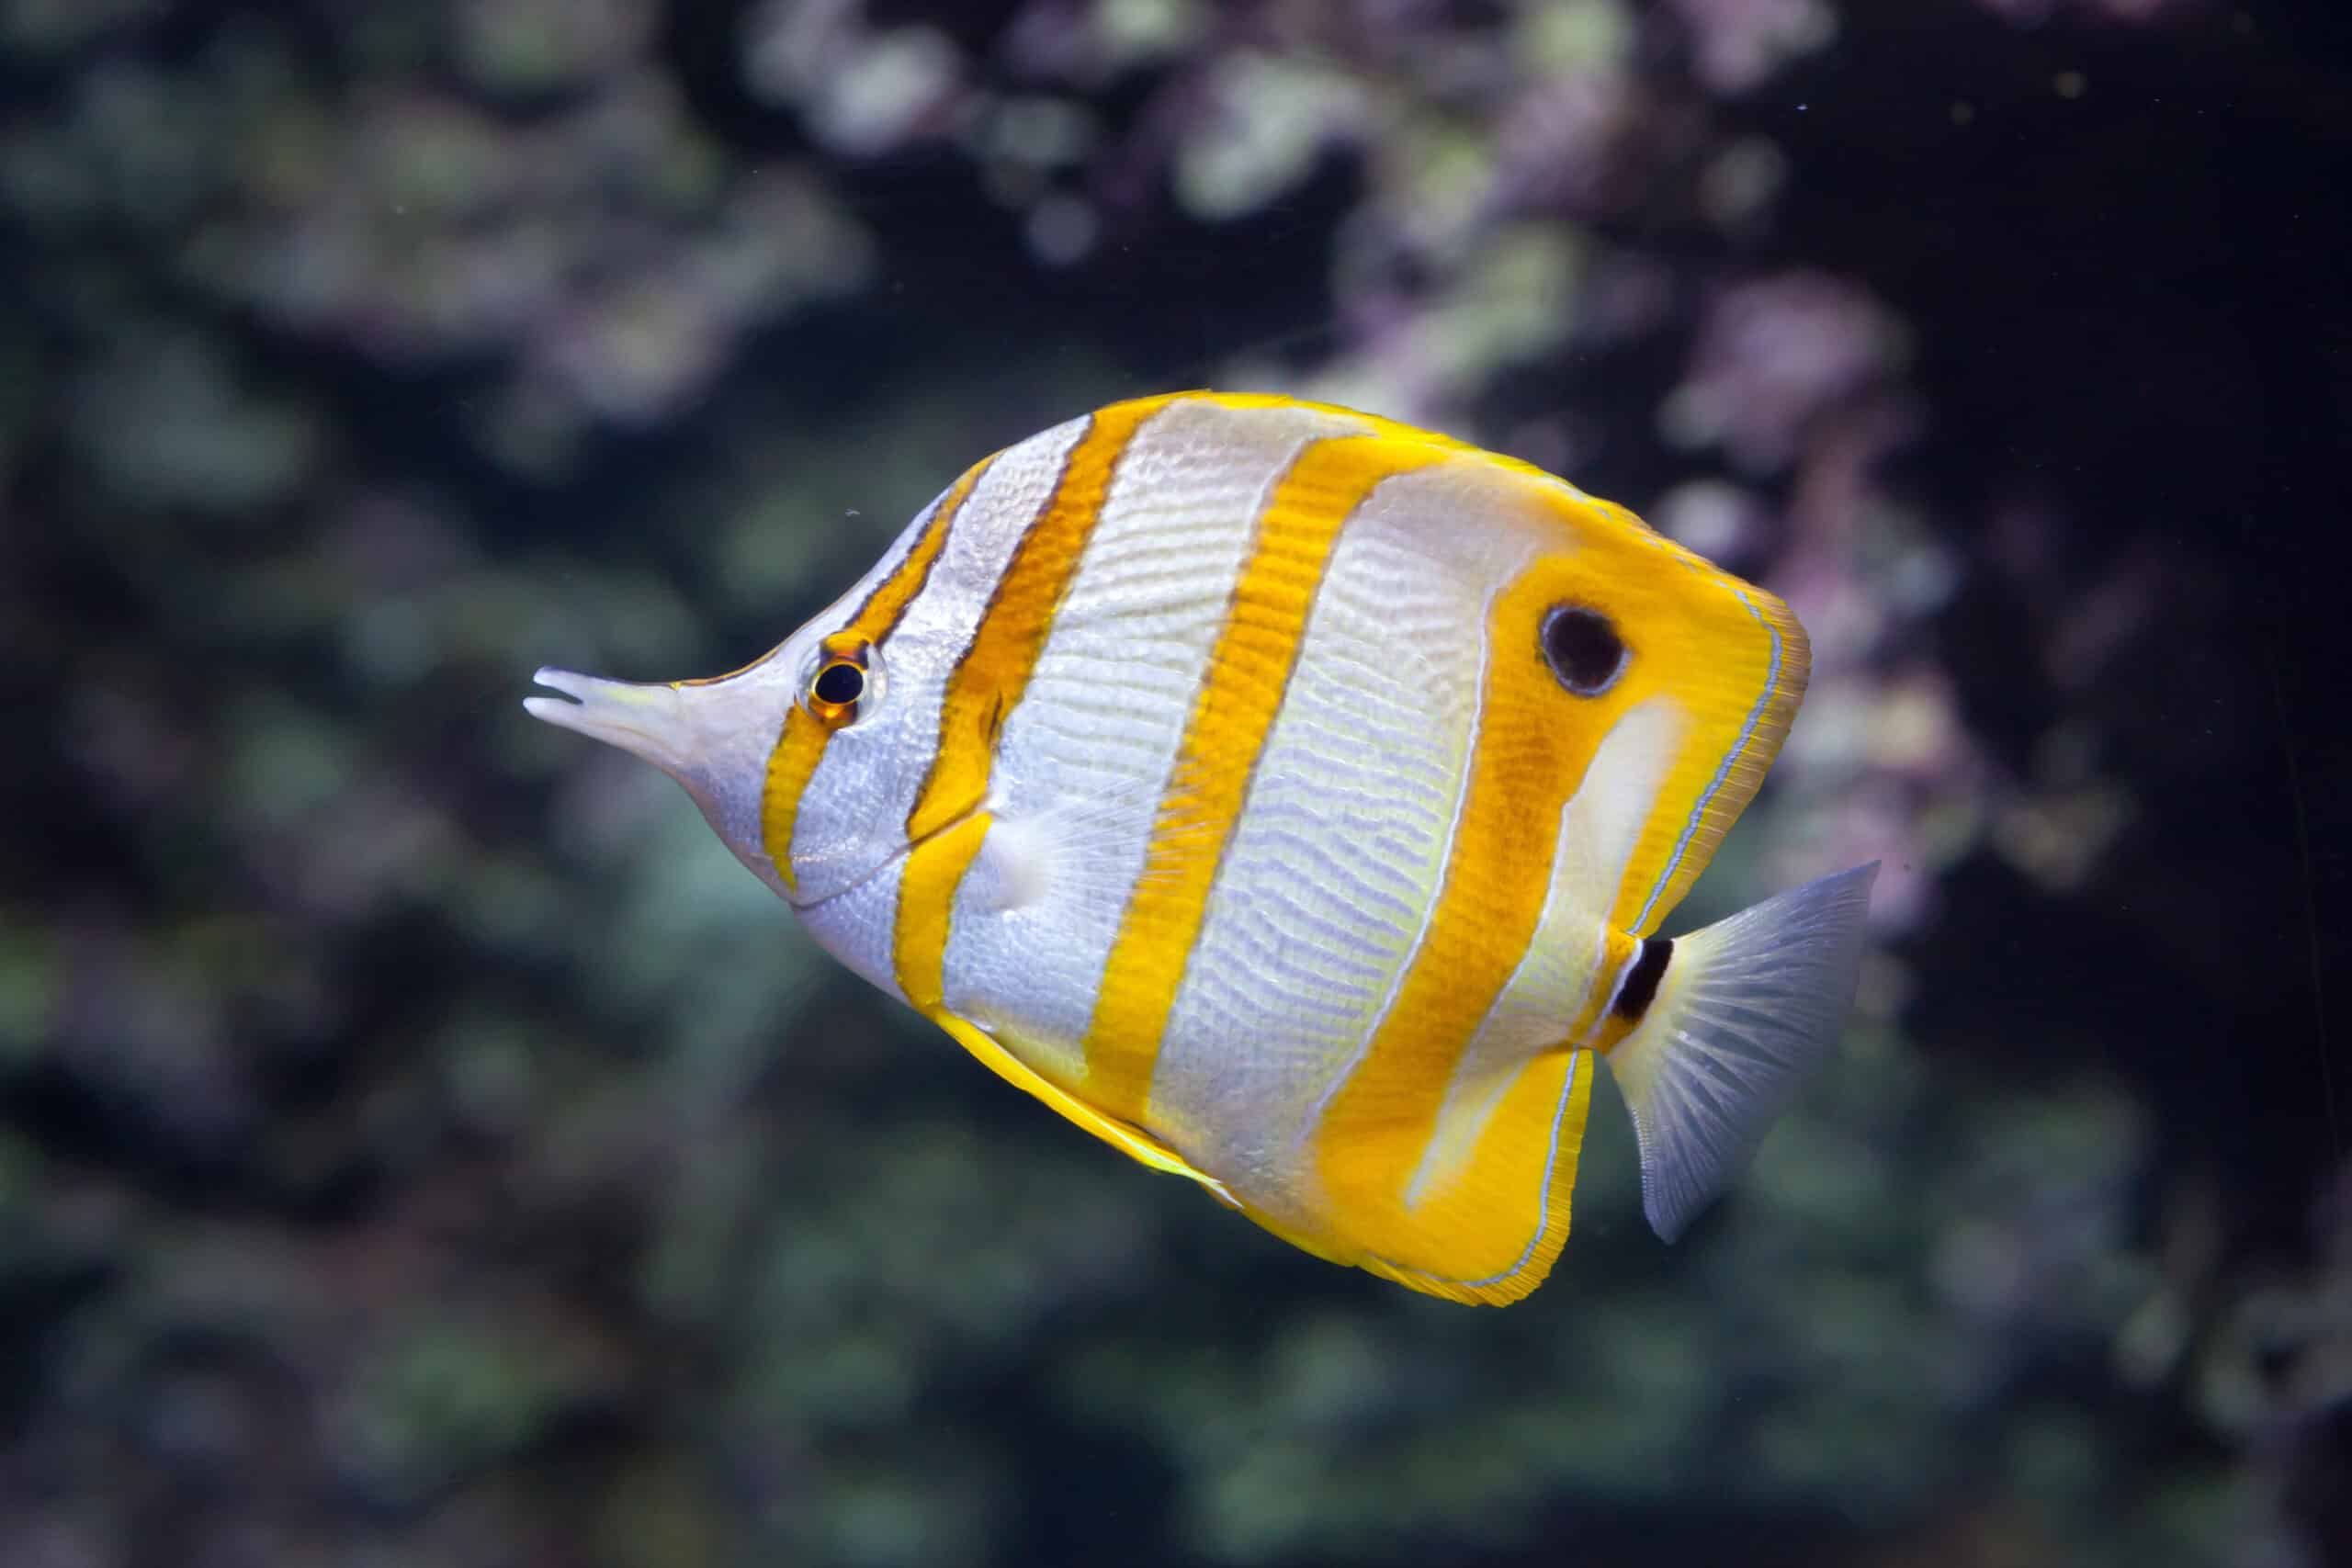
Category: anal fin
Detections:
[
  {"x1": 1339, "y1": 1048, "x2": 1597, "y2": 1306},
  {"x1": 926, "y1": 1009, "x2": 1237, "y2": 1205}
]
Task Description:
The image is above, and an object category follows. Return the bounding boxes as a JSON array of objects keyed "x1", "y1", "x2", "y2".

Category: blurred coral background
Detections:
[{"x1": 3, "y1": 2, "x2": 2346, "y2": 1565}]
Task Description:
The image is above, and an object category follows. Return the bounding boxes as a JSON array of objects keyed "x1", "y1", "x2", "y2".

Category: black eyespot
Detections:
[
  {"x1": 1541, "y1": 604, "x2": 1626, "y2": 696},
  {"x1": 811, "y1": 660, "x2": 865, "y2": 706}
]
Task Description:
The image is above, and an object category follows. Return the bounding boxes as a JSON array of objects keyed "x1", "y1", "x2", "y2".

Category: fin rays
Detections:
[{"x1": 1606, "y1": 862, "x2": 1879, "y2": 1241}]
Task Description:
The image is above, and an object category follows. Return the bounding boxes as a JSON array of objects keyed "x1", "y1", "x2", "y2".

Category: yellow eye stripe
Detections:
[{"x1": 758, "y1": 455, "x2": 994, "y2": 891}]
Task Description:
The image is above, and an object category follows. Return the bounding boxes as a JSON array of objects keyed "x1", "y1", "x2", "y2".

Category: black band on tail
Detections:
[{"x1": 1613, "y1": 936, "x2": 1673, "y2": 1022}]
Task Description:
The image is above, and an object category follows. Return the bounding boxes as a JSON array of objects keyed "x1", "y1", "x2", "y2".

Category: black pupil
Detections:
[
  {"x1": 812, "y1": 660, "x2": 865, "y2": 706},
  {"x1": 1541, "y1": 605, "x2": 1625, "y2": 695}
]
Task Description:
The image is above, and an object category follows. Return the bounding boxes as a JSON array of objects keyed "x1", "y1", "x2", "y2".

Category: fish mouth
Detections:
[
  {"x1": 525, "y1": 666, "x2": 699, "y2": 776},
  {"x1": 786, "y1": 795, "x2": 989, "y2": 916}
]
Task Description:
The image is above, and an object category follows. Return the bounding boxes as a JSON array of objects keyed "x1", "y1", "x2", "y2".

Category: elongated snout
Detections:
[
  {"x1": 525, "y1": 659, "x2": 801, "y2": 898},
  {"x1": 525, "y1": 668, "x2": 703, "y2": 778}
]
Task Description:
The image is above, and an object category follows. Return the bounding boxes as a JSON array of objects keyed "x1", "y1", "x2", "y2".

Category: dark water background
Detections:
[{"x1": 4, "y1": 2, "x2": 2346, "y2": 1564}]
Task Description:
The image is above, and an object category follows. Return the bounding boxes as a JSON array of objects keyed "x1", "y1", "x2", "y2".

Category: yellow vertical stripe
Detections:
[
  {"x1": 1311, "y1": 552, "x2": 1657, "y2": 1275},
  {"x1": 894, "y1": 803, "x2": 1235, "y2": 1198},
  {"x1": 1082, "y1": 435, "x2": 1449, "y2": 1124},
  {"x1": 1293, "y1": 470, "x2": 1807, "y2": 1290},
  {"x1": 894, "y1": 812, "x2": 995, "y2": 1012},
  {"x1": 892, "y1": 397, "x2": 1168, "y2": 993},
  {"x1": 758, "y1": 456, "x2": 993, "y2": 890},
  {"x1": 757, "y1": 709, "x2": 829, "y2": 892}
]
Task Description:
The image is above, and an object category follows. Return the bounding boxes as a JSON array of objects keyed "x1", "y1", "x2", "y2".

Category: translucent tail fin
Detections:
[{"x1": 1605, "y1": 863, "x2": 1878, "y2": 1241}]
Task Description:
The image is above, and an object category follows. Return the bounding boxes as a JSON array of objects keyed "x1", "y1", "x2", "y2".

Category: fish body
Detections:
[{"x1": 528, "y1": 391, "x2": 1875, "y2": 1304}]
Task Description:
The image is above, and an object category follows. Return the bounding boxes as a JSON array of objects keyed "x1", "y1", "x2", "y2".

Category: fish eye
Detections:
[
  {"x1": 801, "y1": 642, "x2": 881, "y2": 725},
  {"x1": 1541, "y1": 604, "x2": 1626, "y2": 696},
  {"x1": 811, "y1": 660, "x2": 865, "y2": 706}
]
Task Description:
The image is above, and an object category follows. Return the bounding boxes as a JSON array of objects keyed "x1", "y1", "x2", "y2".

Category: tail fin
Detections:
[{"x1": 1605, "y1": 863, "x2": 1878, "y2": 1242}]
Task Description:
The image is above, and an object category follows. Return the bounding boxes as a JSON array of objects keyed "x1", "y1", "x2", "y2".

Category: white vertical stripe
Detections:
[
  {"x1": 788, "y1": 415, "x2": 1089, "y2": 982},
  {"x1": 1148, "y1": 460, "x2": 1549, "y2": 1215},
  {"x1": 940, "y1": 398, "x2": 1368, "y2": 1089},
  {"x1": 1396, "y1": 699, "x2": 1679, "y2": 1209},
  {"x1": 1397, "y1": 697, "x2": 1680, "y2": 1214},
  {"x1": 790, "y1": 855, "x2": 908, "y2": 1004}
]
